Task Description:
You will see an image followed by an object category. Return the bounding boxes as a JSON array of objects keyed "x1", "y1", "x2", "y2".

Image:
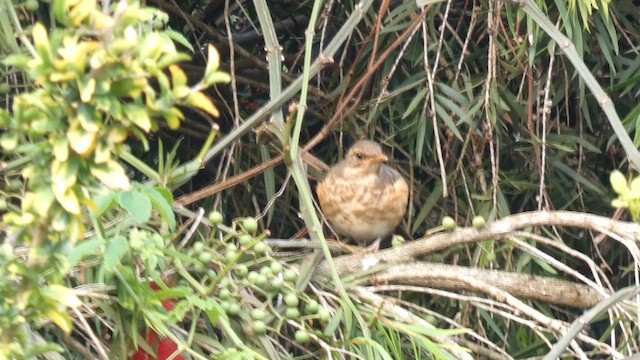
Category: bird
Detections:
[{"x1": 316, "y1": 140, "x2": 409, "y2": 249}]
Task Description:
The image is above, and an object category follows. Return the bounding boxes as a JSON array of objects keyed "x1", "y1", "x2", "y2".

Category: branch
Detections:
[
  {"x1": 372, "y1": 262, "x2": 602, "y2": 308},
  {"x1": 317, "y1": 210, "x2": 639, "y2": 277},
  {"x1": 314, "y1": 210, "x2": 640, "y2": 309}
]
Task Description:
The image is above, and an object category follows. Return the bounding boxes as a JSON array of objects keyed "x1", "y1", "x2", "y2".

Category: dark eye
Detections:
[{"x1": 355, "y1": 152, "x2": 364, "y2": 160}]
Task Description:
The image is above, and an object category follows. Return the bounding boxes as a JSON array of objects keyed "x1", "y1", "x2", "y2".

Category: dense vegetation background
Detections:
[{"x1": 1, "y1": 0, "x2": 640, "y2": 359}]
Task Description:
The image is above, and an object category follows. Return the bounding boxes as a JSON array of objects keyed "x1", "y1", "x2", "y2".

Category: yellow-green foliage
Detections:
[{"x1": 0, "y1": 0, "x2": 229, "y2": 357}]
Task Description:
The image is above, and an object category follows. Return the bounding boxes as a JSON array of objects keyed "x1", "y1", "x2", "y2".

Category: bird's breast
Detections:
[{"x1": 316, "y1": 169, "x2": 408, "y2": 244}]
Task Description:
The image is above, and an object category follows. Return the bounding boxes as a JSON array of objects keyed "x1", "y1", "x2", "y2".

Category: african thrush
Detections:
[{"x1": 316, "y1": 140, "x2": 409, "y2": 246}]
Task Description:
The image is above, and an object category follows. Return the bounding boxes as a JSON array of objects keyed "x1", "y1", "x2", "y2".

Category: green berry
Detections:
[
  {"x1": 238, "y1": 234, "x2": 253, "y2": 246},
  {"x1": 284, "y1": 293, "x2": 299, "y2": 307},
  {"x1": 225, "y1": 250, "x2": 237, "y2": 263},
  {"x1": 219, "y1": 288, "x2": 231, "y2": 300},
  {"x1": 255, "y1": 274, "x2": 268, "y2": 287},
  {"x1": 220, "y1": 301, "x2": 231, "y2": 312},
  {"x1": 253, "y1": 242, "x2": 268, "y2": 255},
  {"x1": 283, "y1": 270, "x2": 297, "y2": 283},
  {"x1": 208, "y1": 211, "x2": 223, "y2": 225},
  {"x1": 206, "y1": 269, "x2": 217, "y2": 279},
  {"x1": 270, "y1": 277, "x2": 283, "y2": 291},
  {"x1": 247, "y1": 271, "x2": 259, "y2": 282},
  {"x1": 305, "y1": 300, "x2": 319, "y2": 314},
  {"x1": 318, "y1": 308, "x2": 330, "y2": 322},
  {"x1": 425, "y1": 315, "x2": 438, "y2": 325},
  {"x1": 270, "y1": 261, "x2": 283, "y2": 274},
  {"x1": 259, "y1": 266, "x2": 273, "y2": 277},
  {"x1": 194, "y1": 264, "x2": 206, "y2": 274},
  {"x1": 219, "y1": 277, "x2": 231, "y2": 288},
  {"x1": 285, "y1": 307, "x2": 299, "y2": 319},
  {"x1": 251, "y1": 309, "x2": 266, "y2": 321},
  {"x1": 228, "y1": 302, "x2": 241, "y2": 316},
  {"x1": 192, "y1": 241, "x2": 204, "y2": 253},
  {"x1": 252, "y1": 320, "x2": 266, "y2": 335},
  {"x1": 198, "y1": 252, "x2": 212, "y2": 264},
  {"x1": 235, "y1": 264, "x2": 249, "y2": 277},
  {"x1": 472, "y1": 216, "x2": 486, "y2": 229},
  {"x1": 242, "y1": 217, "x2": 259, "y2": 233},
  {"x1": 391, "y1": 235, "x2": 405, "y2": 247},
  {"x1": 24, "y1": 0, "x2": 39, "y2": 12},
  {"x1": 442, "y1": 216, "x2": 456, "y2": 231},
  {"x1": 295, "y1": 330, "x2": 310, "y2": 344}
]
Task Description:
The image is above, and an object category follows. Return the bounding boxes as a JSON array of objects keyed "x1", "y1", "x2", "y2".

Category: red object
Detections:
[{"x1": 130, "y1": 281, "x2": 184, "y2": 360}]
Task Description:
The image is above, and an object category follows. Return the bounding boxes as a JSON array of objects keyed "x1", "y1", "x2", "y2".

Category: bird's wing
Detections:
[{"x1": 378, "y1": 165, "x2": 404, "y2": 186}]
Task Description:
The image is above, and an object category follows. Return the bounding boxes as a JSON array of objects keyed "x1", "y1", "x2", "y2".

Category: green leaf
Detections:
[
  {"x1": 142, "y1": 186, "x2": 176, "y2": 231},
  {"x1": 53, "y1": 0, "x2": 70, "y2": 25},
  {"x1": 104, "y1": 235, "x2": 129, "y2": 273},
  {"x1": 402, "y1": 87, "x2": 427, "y2": 120},
  {"x1": 90, "y1": 191, "x2": 116, "y2": 217},
  {"x1": 532, "y1": 257, "x2": 558, "y2": 275},
  {"x1": 117, "y1": 190, "x2": 152, "y2": 224},
  {"x1": 164, "y1": 29, "x2": 194, "y2": 53},
  {"x1": 68, "y1": 237, "x2": 104, "y2": 267},
  {"x1": 2, "y1": 54, "x2": 30, "y2": 68}
]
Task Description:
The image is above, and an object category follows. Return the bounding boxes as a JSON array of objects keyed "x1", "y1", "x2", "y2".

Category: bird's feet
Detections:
[{"x1": 362, "y1": 237, "x2": 382, "y2": 254}]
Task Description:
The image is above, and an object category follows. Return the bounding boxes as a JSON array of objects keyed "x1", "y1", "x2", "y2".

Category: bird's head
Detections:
[{"x1": 344, "y1": 140, "x2": 389, "y2": 176}]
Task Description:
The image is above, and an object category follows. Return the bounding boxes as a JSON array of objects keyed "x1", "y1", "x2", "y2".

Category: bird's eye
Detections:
[{"x1": 355, "y1": 152, "x2": 364, "y2": 160}]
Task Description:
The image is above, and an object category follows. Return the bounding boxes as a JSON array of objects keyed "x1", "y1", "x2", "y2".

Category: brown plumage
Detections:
[{"x1": 316, "y1": 140, "x2": 409, "y2": 245}]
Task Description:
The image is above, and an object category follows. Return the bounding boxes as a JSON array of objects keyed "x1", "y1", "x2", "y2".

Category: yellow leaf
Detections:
[
  {"x1": 52, "y1": 137, "x2": 69, "y2": 161},
  {"x1": 45, "y1": 285, "x2": 82, "y2": 308},
  {"x1": 186, "y1": 91, "x2": 220, "y2": 118},
  {"x1": 94, "y1": 141, "x2": 111, "y2": 164},
  {"x1": 125, "y1": 106, "x2": 151, "y2": 132},
  {"x1": 68, "y1": 216, "x2": 85, "y2": 244},
  {"x1": 165, "y1": 108, "x2": 184, "y2": 129},
  {"x1": 610, "y1": 170, "x2": 629, "y2": 195},
  {"x1": 90, "y1": 160, "x2": 131, "y2": 190},
  {"x1": 205, "y1": 45, "x2": 220, "y2": 75},
  {"x1": 23, "y1": 188, "x2": 55, "y2": 217},
  {"x1": 51, "y1": 159, "x2": 77, "y2": 195},
  {"x1": 67, "y1": 121, "x2": 97, "y2": 157},
  {"x1": 108, "y1": 126, "x2": 128, "y2": 144},
  {"x1": 169, "y1": 65, "x2": 187, "y2": 87},
  {"x1": 32, "y1": 23, "x2": 51, "y2": 62},
  {"x1": 53, "y1": 186, "x2": 81, "y2": 214},
  {"x1": 45, "y1": 309, "x2": 73, "y2": 335},
  {"x1": 78, "y1": 77, "x2": 96, "y2": 102}
]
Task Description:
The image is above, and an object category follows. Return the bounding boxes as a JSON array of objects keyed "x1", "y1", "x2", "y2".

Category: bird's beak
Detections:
[{"x1": 368, "y1": 155, "x2": 389, "y2": 164}]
